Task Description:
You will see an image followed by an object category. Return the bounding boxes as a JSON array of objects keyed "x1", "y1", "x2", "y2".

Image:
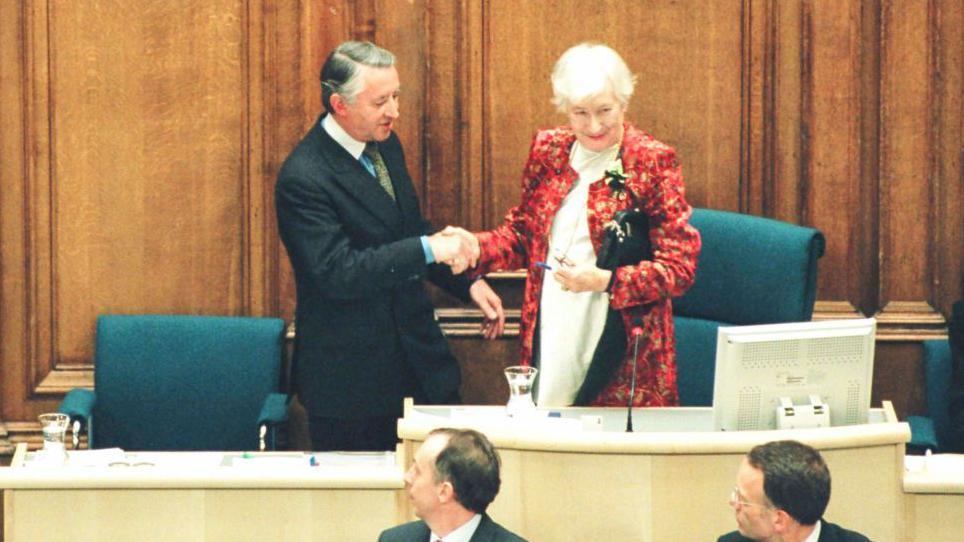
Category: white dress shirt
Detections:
[
  {"x1": 535, "y1": 141, "x2": 617, "y2": 406},
  {"x1": 803, "y1": 520, "x2": 822, "y2": 542},
  {"x1": 431, "y1": 513, "x2": 482, "y2": 542},
  {"x1": 322, "y1": 114, "x2": 365, "y2": 159}
]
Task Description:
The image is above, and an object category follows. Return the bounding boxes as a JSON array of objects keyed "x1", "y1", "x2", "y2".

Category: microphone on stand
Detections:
[{"x1": 626, "y1": 318, "x2": 644, "y2": 433}]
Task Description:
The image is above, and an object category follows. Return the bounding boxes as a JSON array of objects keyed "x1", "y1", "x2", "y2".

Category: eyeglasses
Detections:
[{"x1": 729, "y1": 486, "x2": 771, "y2": 509}]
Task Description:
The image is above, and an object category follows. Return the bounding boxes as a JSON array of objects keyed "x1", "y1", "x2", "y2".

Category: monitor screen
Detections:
[{"x1": 712, "y1": 318, "x2": 876, "y2": 431}]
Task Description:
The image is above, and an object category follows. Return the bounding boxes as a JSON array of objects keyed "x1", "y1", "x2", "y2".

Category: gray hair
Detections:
[
  {"x1": 550, "y1": 43, "x2": 636, "y2": 112},
  {"x1": 320, "y1": 41, "x2": 395, "y2": 112}
]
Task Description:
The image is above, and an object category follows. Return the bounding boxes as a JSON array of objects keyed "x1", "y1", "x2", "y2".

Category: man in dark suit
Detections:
[
  {"x1": 380, "y1": 428, "x2": 527, "y2": 542},
  {"x1": 276, "y1": 41, "x2": 504, "y2": 451},
  {"x1": 719, "y1": 440, "x2": 871, "y2": 542}
]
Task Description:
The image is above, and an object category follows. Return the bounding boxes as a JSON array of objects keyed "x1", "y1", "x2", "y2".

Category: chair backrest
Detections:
[
  {"x1": 92, "y1": 314, "x2": 285, "y2": 451},
  {"x1": 673, "y1": 208, "x2": 825, "y2": 406},
  {"x1": 922, "y1": 339, "x2": 953, "y2": 447}
]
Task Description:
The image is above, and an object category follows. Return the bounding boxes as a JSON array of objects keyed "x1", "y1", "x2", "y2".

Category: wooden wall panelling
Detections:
[
  {"x1": 0, "y1": 1, "x2": 27, "y2": 452},
  {"x1": 459, "y1": 0, "x2": 486, "y2": 231},
  {"x1": 801, "y1": 1, "x2": 866, "y2": 314},
  {"x1": 265, "y1": 1, "x2": 311, "y2": 321},
  {"x1": 854, "y1": 0, "x2": 882, "y2": 317},
  {"x1": 934, "y1": 1, "x2": 963, "y2": 315},
  {"x1": 772, "y1": 0, "x2": 805, "y2": 224},
  {"x1": 423, "y1": 0, "x2": 464, "y2": 230},
  {"x1": 875, "y1": 0, "x2": 943, "y2": 331},
  {"x1": 0, "y1": 1, "x2": 287, "y2": 443},
  {"x1": 742, "y1": 0, "x2": 773, "y2": 217},
  {"x1": 483, "y1": 1, "x2": 744, "y2": 220},
  {"x1": 372, "y1": 0, "x2": 425, "y2": 204},
  {"x1": 276, "y1": 0, "x2": 356, "y2": 322},
  {"x1": 246, "y1": 0, "x2": 271, "y2": 317}
]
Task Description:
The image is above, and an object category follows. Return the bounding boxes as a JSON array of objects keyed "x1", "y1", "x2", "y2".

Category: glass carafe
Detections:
[{"x1": 504, "y1": 365, "x2": 538, "y2": 417}]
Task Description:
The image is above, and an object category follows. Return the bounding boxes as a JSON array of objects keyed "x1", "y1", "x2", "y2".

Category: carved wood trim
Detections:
[
  {"x1": 878, "y1": 0, "x2": 938, "y2": 305},
  {"x1": 812, "y1": 300, "x2": 865, "y2": 320},
  {"x1": 798, "y1": 0, "x2": 813, "y2": 224},
  {"x1": 23, "y1": 0, "x2": 56, "y2": 396},
  {"x1": 874, "y1": 300, "x2": 948, "y2": 340},
  {"x1": 244, "y1": 0, "x2": 266, "y2": 315},
  {"x1": 436, "y1": 308, "x2": 521, "y2": 338},
  {"x1": 461, "y1": 0, "x2": 485, "y2": 231},
  {"x1": 34, "y1": 368, "x2": 93, "y2": 395},
  {"x1": 0, "y1": 422, "x2": 13, "y2": 456},
  {"x1": 741, "y1": 0, "x2": 775, "y2": 216}
]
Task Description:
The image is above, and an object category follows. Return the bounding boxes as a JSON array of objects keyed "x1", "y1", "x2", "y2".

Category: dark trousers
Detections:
[{"x1": 308, "y1": 415, "x2": 398, "y2": 451}]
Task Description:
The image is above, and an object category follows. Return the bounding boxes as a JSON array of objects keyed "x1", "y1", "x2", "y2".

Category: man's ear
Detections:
[
  {"x1": 771, "y1": 508, "x2": 793, "y2": 534},
  {"x1": 437, "y1": 480, "x2": 457, "y2": 505},
  {"x1": 329, "y1": 93, "x2": 348, "y2": 116}
]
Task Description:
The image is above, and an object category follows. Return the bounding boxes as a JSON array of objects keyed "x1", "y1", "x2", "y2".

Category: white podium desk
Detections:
[
  {"x1": 1, "y1": 445, "x2": 405, "y2": 542},
  {"x1": 398, "y1": 400, "x2": 910, "y2": 542},
  {"x1": 904, "y1": 453, "x2": 964, "y2": 542}
]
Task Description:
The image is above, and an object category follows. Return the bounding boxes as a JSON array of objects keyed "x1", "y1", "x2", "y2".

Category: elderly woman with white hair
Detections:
[{"x1": 461, "y1": 43, "x2": 701, "y2": 408}]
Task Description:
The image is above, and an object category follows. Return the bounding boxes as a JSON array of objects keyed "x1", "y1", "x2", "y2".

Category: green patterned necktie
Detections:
[{"x1": 363, "y1": 142, "x2": 396, "y2": 201}]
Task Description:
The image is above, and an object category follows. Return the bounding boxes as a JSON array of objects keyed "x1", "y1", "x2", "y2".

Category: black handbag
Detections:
[{"x1": 595, "y1": 207, "x2": 653, "y2": 272}]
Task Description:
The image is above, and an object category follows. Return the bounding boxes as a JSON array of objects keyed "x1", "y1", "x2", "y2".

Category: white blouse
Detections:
[{"x1": 535, "y1": 141, "x2": 619, "y2": 406}]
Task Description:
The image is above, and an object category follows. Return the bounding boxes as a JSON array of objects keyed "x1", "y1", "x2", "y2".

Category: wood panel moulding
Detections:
[
  {"x1": 878, "y1": 0, "x2": 938, "y2": 305},
  {"x1": 802, "y1": 0, "x2": 868, "y2": 307},
  {"x1": 6, "y1": 1, "x2": 279, "y2": 407}
]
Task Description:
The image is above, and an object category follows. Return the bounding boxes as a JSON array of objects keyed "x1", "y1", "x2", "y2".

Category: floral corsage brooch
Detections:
[{"x1": 604, "y1": 152, "x2": 627, "y2": 195}]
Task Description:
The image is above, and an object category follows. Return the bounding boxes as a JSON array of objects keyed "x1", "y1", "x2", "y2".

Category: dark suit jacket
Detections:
[
  {"x1": 717, "y1": 520, "x2": 872, "y2": 542},
  {"x1": 378, "y1": 515, "x2": 528, "y2": 542},
  {"x1": 276, "y1": 115, "x2": 470, "y2": 418}
]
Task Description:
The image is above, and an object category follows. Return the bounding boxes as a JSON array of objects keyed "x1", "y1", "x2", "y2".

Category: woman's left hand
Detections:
[{"x1": 554, "y1": 261, "x2": 612, "y2": 293}]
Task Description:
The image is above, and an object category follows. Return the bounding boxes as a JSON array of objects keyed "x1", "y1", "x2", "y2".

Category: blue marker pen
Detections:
[{"x1": 535, "y1": 261, "x2": 553, "y2": 271}]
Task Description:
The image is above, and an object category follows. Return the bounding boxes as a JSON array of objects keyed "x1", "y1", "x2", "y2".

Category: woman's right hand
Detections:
[{"x1": 553, "y1": 261, "x2": 612, "y2": 293}]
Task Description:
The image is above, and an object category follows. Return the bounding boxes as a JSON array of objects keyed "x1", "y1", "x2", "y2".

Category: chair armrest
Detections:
[
  {"x1": 257, "y1": 393, "x2": 290, "y2": 451},
  {"x1": 59, "y1": 389, "x2": 96, "y2": 425},
  {"x1": 257, "y1": 392, "x2": 290, "y2": 426},
  {"x1": 59, "y1": 389, "x2": 96, "y2": 449},
  {"x1": 907, "y1": 415, "x2": 939, "y2": 452}
]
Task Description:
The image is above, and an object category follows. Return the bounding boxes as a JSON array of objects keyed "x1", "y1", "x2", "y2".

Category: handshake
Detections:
[{"x1": 427, "y1": 226, "x2": 480, "y2": 274}]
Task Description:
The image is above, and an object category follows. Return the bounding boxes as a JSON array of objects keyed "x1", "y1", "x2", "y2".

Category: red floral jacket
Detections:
[{"x1": 473, "y1": 123, "x2": 701, "y2": 406}]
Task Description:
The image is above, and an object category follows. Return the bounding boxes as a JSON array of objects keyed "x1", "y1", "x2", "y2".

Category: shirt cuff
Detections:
[{"x1": 420, "y1": 236, "x2": 435, "y2": 264}]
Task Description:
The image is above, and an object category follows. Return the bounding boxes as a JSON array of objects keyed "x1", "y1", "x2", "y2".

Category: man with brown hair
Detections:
[{"x1": 380, "y1": 428, "x2": 526, "y2": 542}]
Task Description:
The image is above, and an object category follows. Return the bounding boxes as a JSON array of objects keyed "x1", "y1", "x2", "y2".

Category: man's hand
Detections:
[
  {"x1": 553, "y1": 261, "x2": 612, "y2": 293},
  {"x1": 440, "y1": 226, "x2": 480, "y2": 261},
  {"x1": 428, "y1": 226, "x2": 481, "y2": 274},
  {"x1": 469, "y1": 279, "x2": 505, "y2": 339},
  {"x1": 427, "y1": 229, "x2": 478, "y2": 273}
]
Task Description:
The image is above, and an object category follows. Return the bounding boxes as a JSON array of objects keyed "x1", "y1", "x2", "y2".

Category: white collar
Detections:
[
  {"x1": 431, "y1": 513, "x2": 482, "y2": 542},
  {"x1": 802, "y1": 519, "x2": 822, "y2": 542},
  {"x1": 322, "y1": 114, "x2": 366, "y2": 160}
]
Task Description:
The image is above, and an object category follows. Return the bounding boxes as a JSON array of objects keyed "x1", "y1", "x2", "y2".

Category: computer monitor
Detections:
[{"x1": 712, "y1": 318, "x2": 876, "y2": 431}]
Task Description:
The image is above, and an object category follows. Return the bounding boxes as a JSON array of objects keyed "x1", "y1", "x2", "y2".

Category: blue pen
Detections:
[{"x1": 535, "y1": 261, "x2": 553, "y2": 271}]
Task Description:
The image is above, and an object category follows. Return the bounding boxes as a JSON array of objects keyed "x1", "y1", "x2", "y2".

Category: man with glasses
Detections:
[{"x1": 719, "y1": 440, "x2": 871, "y2": 542}]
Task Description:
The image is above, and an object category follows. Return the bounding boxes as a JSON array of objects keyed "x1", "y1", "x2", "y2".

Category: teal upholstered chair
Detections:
[
  {"x1": 58, "y1": 314, "x2": 289, "y2": 451},
  {"x1": 907, "y1": 339, "x2": 953, "y2": 451},
  {"x1": 673, "y1": 208, "x2": 826, "y2": 406}
]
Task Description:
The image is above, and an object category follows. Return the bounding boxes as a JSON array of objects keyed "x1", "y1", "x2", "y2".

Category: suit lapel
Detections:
[
  {"x1": 468, "y1": 514, "x2": 494, "y2": 542},
  {"x1": 312, "y1": 119, "x2": 403, "y2": 230}
]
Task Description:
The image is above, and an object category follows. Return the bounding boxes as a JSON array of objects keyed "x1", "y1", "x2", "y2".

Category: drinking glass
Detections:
[
  {"x1": 37, "y1": 412, "x2": 70, "y2": 465},
  {"x1": 504, "y1": 366, "x2": 538, "y2": 417}
]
